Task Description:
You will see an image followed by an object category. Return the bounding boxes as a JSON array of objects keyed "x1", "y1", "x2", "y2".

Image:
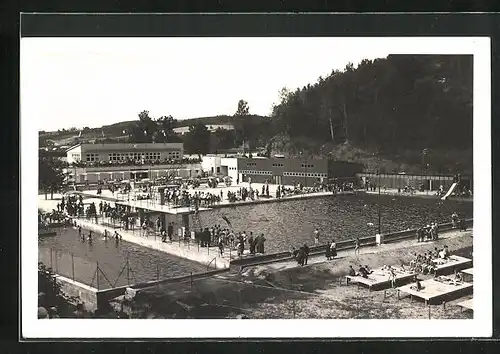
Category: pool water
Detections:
[
  {"x1": 197, "y1": 194, "x2": 472, "y2": 253},
  {"x1": 38, "y1": 226, "x2": 208, "y2": 289}
]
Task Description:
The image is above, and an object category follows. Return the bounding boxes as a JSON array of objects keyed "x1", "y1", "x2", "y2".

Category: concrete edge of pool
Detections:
[{"x1": 51, "y1": 268, "x2": 230, "y2": 312}]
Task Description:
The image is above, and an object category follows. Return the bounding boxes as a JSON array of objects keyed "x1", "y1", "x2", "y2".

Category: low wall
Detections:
[
  {"x1": 232, "y1": 219, "x2": 473, "y2": 268},
  {"x1": 73, "y1": 219, "x2": 230, "y2": 270},
  {"x1": 55, "y1": 268, "x2": 230, "y2": 312},
  {"x1": 55, "y1": 274, "x2": 99, "y2": 312}
]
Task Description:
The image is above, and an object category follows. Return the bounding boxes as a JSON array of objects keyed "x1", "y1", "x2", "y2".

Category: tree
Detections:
[
  {"x1": 39, "y1": 150, "x2": 66, "y2": 200},
  {"x1": 233, "y1": 100, "x2": 256, "y2": 152},
  {"x1": 235, "y1": 99, "x2": 250, "y2": 116},
  {"x1": 184, "y1": 123, "x2": 211, "y2": 158},
  {"x1": 212, "y1": 128, "x2": 236, "y2": 152},
  {"x1": 155, "y1": 115, "x2": 178, "y2": 143}
]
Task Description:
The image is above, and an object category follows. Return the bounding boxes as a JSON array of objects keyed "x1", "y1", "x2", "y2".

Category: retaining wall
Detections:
[{"x1": 55, "y1": 268, "x2": 230, "y2": 312}]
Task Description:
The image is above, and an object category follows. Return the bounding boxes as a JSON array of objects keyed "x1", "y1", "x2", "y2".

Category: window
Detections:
[{"x1": 85, "y1": 153, "x2": 99, "y2": 162}]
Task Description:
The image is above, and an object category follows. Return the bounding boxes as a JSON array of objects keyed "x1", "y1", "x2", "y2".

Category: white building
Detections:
[
  {"x1": 66, "y1": 142, "x2": 183, "y2": 165},
  {"x1": 201, "y1": 155, "x2": 223, "y2": 175},
  {"x1": 64, "y1": 143, "x2": 198, "y2": 184}
]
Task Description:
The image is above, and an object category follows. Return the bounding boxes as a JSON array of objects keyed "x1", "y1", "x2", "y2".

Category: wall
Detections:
[
  {"x1": 76, "y1": 143, "x2": 184, "y2": 165},
  {"x1": 236, "y1": 157, "x2": 329, "y2": 185},
  {"x1": 56, "y1": 274, "x2": 99, "y2": 312},
  {"x1": 221, "y1": 157, "x2": 239, "y2": 183},
  {"x1": 66, "y1": 146, "x2": 82, "y2": 164},
  {"x1": 357, "y1": 172, "x2": 457, "y2": 191},
  {"x1": 201, "y1": 156, "x2": 222, "y2": 175}
]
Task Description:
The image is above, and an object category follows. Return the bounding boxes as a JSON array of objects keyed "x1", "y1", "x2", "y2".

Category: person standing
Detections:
[
  {"x1": 156, "y1": 216, "x2": 161, "y2": 233},
  {"x1": 167, "y1": 222, "x2": 174, "y2": 242},
  {"x1": 218, "y1": 235, "x2": 224, "y2": 256},
  {"x1": 303, "y1": 243, "x2": 310, "y2": 265},
  {"x1": 248, "y1": 232, "x2": 255, "y2": 255},
  {"x1": 313, "y1": 228, "x2": 320, "y2": 245},
  {"x1": 329, "y1": 239, "x2": 337, "y2": 260},
  {"x1": 354, "y1": 237, "x2": 360, "y2": 256}
]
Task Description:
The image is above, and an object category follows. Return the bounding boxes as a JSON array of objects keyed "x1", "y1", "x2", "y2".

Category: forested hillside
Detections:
[{"x1": 265, "y1": 55, "x2": 473, "y2": 174}]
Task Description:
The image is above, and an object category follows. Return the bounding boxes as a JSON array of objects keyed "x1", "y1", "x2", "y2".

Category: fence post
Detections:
[
  {"x1": 292, "y1": 300, "x2": 296, "y2": 319},
  {"x1": 190, "y1": 272, "x2": 193, "y2": 290},
  {"x1": 72, "y1": 253, "x2": 75, "y2": 281},
  {"x1": 428, "y1": 305, "x2": 431, "y2": 319},
  {"x1": 96, "y1": 262, "x2": 100, "y2": 290},
  {"x1": 126, "y1": 256, "x2": 130, "y2": 285},
  {"x1": 156, "y1": 263, "x2": 159, "y2": 291}
]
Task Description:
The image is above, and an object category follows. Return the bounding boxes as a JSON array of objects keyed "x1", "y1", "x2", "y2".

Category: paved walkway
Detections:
[
  {"x1": 255, "y1": 229, "x2": 473, "y2": 272},
  {"x1": 59, "y1": 182, "x2": 339, "y2": 213}
]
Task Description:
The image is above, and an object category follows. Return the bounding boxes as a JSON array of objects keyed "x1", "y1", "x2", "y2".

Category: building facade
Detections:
[
  {"x1": 215, "y1": 157, "x2": 363, "y2": 186},
  {"x1": 356, "y1": 172, "x2": 473, "y2": 192},
  {"x1": 65, "y1": 143, "x2": 191, "y2": 184},
  {"x1": 66, "y1": 143, "x2": 184, "y2": 165}
]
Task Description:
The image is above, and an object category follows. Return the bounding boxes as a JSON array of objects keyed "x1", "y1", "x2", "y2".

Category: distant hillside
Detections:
[{"x1": 40, "y1": 114, "x2": 268, "y2": 143}]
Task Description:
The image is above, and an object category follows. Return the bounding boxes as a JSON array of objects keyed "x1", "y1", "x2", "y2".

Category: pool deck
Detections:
[
  {"x1": 345, "y1": 266, "x2": 417, "y2": 290},
  {"x1": 74, "y1": 188, "x2": 340, "y2": 212},
  {"x1": 461, "y1": 267, "x2": 473, "y2": 283},
  {"x1": 397, "y1": 277, "x2": 473, "y2": 305},
  {"x1": 457, "y1": 298, "x2": 474, "y2": 312},
  {"x1": 432, "y1": 255, "x2": 472, "y2": 275}
]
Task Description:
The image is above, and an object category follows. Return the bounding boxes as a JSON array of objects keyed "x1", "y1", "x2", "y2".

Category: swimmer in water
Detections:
[
  {"x1": 88, "y1": 230, "x2": 93, "y2": 241},
  {"x1": 103, "y1": 229, "x2": 109, "y2": 240}
]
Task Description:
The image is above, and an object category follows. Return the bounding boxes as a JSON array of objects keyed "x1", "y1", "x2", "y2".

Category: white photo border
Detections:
[{"x1": 21, "y1": 36, "x2": 491, "y2": 338}]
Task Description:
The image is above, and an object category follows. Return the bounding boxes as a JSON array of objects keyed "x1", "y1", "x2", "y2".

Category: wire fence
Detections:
[{"x1": 38, "y1": 247, "x2": 206, "y2": 291}]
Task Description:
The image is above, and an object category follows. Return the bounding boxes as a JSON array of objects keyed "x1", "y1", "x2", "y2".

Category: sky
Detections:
[{"x1": 21, "y1": 37, "x2": 391, "y2": 132}]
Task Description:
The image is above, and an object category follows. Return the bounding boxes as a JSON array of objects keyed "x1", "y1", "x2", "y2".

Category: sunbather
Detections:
[
  {"x1": 358, "y1": 266, "x2": 369, "y2": 278},
  {"x1": 410, "y1": 279, "x2": 424, "y2": 291}
]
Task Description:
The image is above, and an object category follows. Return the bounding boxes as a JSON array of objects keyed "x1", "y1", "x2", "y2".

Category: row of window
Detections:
[
  {"x1": 71, "y1": 153, "x2": 81, "y2": 161},
  {"x1": 301, "y1": 164, "x2": 315, "y2": 168},
  {"x1": 283, "y1": 172, "x2": 327, "y2": 178},
  {"x1": 105, "y1": 151, "x2": 180, "y2": 162},
  {"x1": 360, "y1": 173, "x2": 455, "y2": 181},
  {"x1": 272, "y1": 163, "x2": 284, "y2": 167},
  {"x1": 229, "y1": 167, "x2": 237, "y2": 170},
  {"x1": 246, "y1": 163, "x2": 257, "y2": 167},
  {"x1": 239, "y1": 170, "x2": 273, "y2": 176}
]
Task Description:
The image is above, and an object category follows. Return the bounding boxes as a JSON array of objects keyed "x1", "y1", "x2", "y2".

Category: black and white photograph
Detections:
[{"x1": 20, "y1": 24, "x2": 491, "y2": 338}]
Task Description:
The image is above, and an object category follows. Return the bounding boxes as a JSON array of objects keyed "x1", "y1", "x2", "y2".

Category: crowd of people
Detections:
[
  {"x1": 191, "y1": 225, "x2": 267, "y2": 257},
  {"x1": 408, "y1": 245, "x2": 450, "y2": 275},
  {"x1": 415, "y1": 222, "x2": 439, "y2": 242},
  {"x1": 67, "y1": 157, "x2": 202, "y2": 169}
]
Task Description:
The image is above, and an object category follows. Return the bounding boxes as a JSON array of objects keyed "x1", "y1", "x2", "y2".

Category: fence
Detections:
[{"x1": 38, "y1": 247, "x2": 212, "y2": 290}]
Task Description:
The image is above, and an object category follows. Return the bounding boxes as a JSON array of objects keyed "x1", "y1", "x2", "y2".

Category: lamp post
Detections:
[
  {"x1": 300, "y1": 151, "x2": 307, "y2": 188},
  {"x1": 377, "y1": 169, "x2": 381, "y2": 235},
  {"x1": 422, "y1": 148, "x2": 428, "y2": 194}
]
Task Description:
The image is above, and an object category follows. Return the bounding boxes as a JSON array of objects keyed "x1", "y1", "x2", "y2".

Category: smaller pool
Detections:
[{"x1": 38, "y1": 226, "x2": 208, "y2": 289}]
